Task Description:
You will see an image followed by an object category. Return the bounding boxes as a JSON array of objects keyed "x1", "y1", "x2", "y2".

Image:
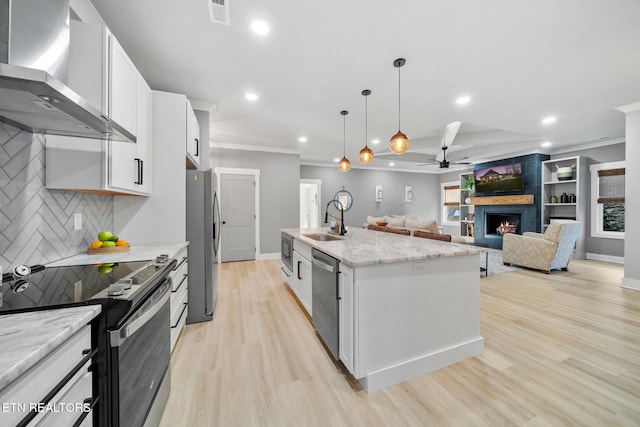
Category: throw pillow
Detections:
[
  {"x1": 386, "y1": 216, "x2": 405, "y2": 227},
  {"x1": 405, "y1": 218, "x2": 439, "y2": 233}
]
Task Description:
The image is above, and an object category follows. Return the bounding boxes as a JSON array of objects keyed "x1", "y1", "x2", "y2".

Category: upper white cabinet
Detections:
[
  {"x1": 46, "y1": 21, "x2": 151, "y2": 195},
  {"x1": 186, "y1": 101, "x2": 200, "y2": 169}
]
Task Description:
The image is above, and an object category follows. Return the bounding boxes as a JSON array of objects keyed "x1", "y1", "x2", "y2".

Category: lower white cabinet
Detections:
[
  {"x1": 170, "y1": 248, "x2": 189, "y2": 351},
  {"x1": 339, "y1": 263, "x2": 354, "y2": 374},
  {"x1": 292, "y1": 240, "x2": 312, "y2": 315},
  {"x1": 0, "y1": 325, "x2": 94, "y2": 426}
]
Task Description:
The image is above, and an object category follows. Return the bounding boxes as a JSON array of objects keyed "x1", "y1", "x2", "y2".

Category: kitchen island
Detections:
[{"x1": 282, "y1": 227, "x2": 485, "y2": 393}]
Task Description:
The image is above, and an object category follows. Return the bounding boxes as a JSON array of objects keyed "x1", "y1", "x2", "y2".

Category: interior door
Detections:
[{"x1": 220, "y1": 174, "x2": 256, "y2": 262}]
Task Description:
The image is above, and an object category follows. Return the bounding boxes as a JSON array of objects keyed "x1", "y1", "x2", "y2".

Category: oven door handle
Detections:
[{"x1": 110, "y1": 287, "x2": 170, "y2": 347}]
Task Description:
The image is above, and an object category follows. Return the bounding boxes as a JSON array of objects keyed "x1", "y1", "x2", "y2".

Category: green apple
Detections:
[
  {"x1": 102, "y1": 241, "x2": 116, "y2": 248},
  {"x1": 109, "y1": 235, "x2": 119, "y2": 242},
  {"x1": 98, "y1": 230, "x2": 113, "y2": 242},
  {"x1": 98, "y1": 265, "x2": 113, "y2": 274}
]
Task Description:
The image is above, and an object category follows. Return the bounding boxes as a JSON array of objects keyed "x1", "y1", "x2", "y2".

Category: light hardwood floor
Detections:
[{"x1": 160, "y1": 259, "x2": 640, "y2": 426}]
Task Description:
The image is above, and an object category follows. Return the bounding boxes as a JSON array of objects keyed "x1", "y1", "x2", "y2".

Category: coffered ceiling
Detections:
[{"x1": 91, "y1": 0, "x2": 640, "y2": 173}]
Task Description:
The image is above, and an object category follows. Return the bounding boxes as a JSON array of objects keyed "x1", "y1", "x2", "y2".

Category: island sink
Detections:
[{"x1": 303, "y1": 233, "x2": 343, "y2": 241}]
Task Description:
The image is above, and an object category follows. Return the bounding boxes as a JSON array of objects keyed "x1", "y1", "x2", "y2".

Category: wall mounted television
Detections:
[{"x1": 474, "y1": 163, "x2": 523, "y2": 194}]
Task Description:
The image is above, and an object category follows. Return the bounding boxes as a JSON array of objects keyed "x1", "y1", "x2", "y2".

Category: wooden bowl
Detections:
[
  {"x1": 87, "y1": 244, "x2": 131, "y2": 254},
  {"x1": 376, "y1": 221, "x2": 389, "y2": 227}
]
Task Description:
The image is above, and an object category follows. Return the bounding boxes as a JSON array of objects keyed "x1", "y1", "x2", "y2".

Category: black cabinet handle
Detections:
[
  {"x1": 139, "y1": 160, "x2": 144, "y2": 185},
  {"x1": 134, "y1": 158, "x2": 142, "y2": 185},
  {"x1": 195, "y1": 138, "x2": 199, "y2": 156},
  {"x1": 297, "y1": 261, "x2": 302, "y2": 280}
]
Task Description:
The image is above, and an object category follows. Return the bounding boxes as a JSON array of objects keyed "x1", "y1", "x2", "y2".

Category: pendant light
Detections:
[
  {"x1": 338, "y1": 110, "x2": 351, "y2": 172},
  {"x1": 359, "y1": 89, "x2": 374, "y2": 165},
  {"x1": 390, "y1": 58, "x2": 409, "y2": 154}
]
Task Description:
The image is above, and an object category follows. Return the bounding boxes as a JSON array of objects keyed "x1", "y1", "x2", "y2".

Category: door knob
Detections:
[{"x1": 222, "y1": 221, "x2": 226, "y2": 224}]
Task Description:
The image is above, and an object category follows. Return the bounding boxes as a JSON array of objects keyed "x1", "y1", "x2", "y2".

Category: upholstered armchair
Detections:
[{"x1": 502, "y1": 221, "x2": 582, "y2": 274}]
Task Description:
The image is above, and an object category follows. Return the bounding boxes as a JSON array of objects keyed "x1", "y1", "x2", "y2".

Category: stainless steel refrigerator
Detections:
[{"x1": 186, "y1": 169, "x2": 220, "y2": 323}]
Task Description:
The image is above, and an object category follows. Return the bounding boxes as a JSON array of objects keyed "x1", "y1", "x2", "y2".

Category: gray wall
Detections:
[
  {"x1": 211, "y1": 148, "x2": 300, "y2": 255},
  {"x1": 553, "y1": 143, "x2": 625, "y2": 258},
  {"x1": 301, "y1": 166, "x2": 440, "y2": 227},
  {"x1": 624, "y1": 110, "x2": 639, "y2": 285},
  {"x1": 1, "y1": 124, "x2": 113, "y2": 268}
]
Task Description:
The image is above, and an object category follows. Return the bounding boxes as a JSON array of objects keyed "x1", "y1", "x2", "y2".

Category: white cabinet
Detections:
[
  {"x1": 292, "y1": 240, "x2": 312, "y2": 315},
  {"x1": 0, "y1": 326, "x2": 94, "y2": 426},
  {"x1": 541, "y1": 156, "x2": 586, "y2": 258},
  {"x1": 46, "y1": 22, "x2": 152, "y2": 196},
  {"x1": 170, "y1": 248, "x2": 189, "y2": 351},
  {"x1": 185, "y1": 102, "x2": 200, "y2": 169},
  {"x1": 339, "y1": 263, "x2": 354, "y2": 374}
]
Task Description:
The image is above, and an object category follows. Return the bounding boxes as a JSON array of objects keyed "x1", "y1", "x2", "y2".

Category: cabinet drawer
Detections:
[
  {"x1": 171, "y1": 284, "x2": 188, "y2": 322},
  {"x1": 0, "y1": 326, "x2": 92, "y2": 427},
  {"x1": 170, "y1": 290, "x2": 188, "y2": 351},
  {"x1": 293, "y1": 240, "x2": 312, "y2": 262},
  {"x1": 35, "y1": 360, "x2": 93, "y2": 426}
]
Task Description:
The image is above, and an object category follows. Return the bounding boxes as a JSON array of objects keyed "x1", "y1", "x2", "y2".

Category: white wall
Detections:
[{"x1": 622, "y1": 106, "x2": 640, "y2": 289}]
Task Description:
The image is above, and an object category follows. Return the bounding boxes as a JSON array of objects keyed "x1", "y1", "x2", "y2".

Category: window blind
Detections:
[
  {"x1": 444, "y1": 185, "x2": 460, "y2": 206},
  {"x1": 597, "y1": 168, "x2": 625, "y2": 203}
]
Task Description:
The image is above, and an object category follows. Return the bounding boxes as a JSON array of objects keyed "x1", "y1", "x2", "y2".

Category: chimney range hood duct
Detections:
[{"x1": 0, "y1": 0, "x2": 135, "y2": 142}]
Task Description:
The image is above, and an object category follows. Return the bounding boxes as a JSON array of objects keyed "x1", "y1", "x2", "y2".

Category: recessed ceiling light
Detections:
[
  {"x1": 334, "y1": 158, "x2": 340, "y2": 162},
  {"x1": 298, "y1": 137, "x2": 308, "y2": 143},
  {"x1": 541, "y1": 141, "x2": 552, "y2": 147},
  {"x1": 456, "y1": 95, "x2": 471, "y2": 105},
  {"x1": 541, "y1": 116, "x2": 557, "y2": 125},
  {"x1": 251, "y1": 21, "x2": 270, "y2": 36},
  {"x1": 245, "y1": 93, "x2": 258, "y2": 101},
  {"x1": 371, "y1": 139, "x2": 380, "y2": 145},
  {"x1": 389, "y1": 162, "x2": 395, "y2": 167}
]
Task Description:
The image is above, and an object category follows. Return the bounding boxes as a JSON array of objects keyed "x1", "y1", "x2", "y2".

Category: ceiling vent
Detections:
[{"x1": 208, "y1": 0, "x2": 230, "y2": 25}]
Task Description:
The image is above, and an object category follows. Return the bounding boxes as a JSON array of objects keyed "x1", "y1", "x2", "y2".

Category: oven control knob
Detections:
[
  {"x1": 155, "y1": 254, "x2": 169, "y2": 264},
  {"x1": 117, "y1": 278, "x2": 133, "y2": 290},
  {"x1": 12, "y1": 265, "x2": 31, "y2": 279}
]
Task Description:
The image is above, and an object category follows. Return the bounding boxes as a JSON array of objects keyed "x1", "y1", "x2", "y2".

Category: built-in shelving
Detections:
[
  {"x1": 459, "y1": 173, "x2": 475, "y2": 239},
  {"x1": 541, "y1": 156, "x2": 586, "y2": 259}
]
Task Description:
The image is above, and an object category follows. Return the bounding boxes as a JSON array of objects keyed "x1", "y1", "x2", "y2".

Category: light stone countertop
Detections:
[
  {"x1": 46, "y1": 241, "x2": 189, "y2": 267},
  {"x1": 282, "y1": 227, "x2": 485, "y2": 267},
  {"x1": 0, "y1": 305, "x2": 102, "y2": 391}
]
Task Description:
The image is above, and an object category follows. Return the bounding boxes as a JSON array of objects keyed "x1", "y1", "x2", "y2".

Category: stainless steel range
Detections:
[{"x1": 1, "y1": 255, "x2": 177, "y2": 426}]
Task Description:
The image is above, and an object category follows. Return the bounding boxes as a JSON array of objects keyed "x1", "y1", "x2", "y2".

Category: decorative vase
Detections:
[{"x1": 556, "y1": 164, "x2": 575, "y2": 181}]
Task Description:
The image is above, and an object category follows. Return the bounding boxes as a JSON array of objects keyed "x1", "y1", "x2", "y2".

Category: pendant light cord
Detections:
[
  {"x1": 365, "y1": 94, "x2": 368, "y2": 148},
  {"x1": 343, "y1": 113, "x2": 346, "y2": 157},
  {"x1": 398, "y1": 65, "x2": 401, "y2": 130}
]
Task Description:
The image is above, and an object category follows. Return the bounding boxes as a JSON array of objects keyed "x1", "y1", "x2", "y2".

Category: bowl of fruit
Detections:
[{"x1": 88, "y1": 230, "x2": 130, "y2": 254}]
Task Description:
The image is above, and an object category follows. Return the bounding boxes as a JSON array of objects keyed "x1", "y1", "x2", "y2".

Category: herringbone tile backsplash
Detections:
[{"x1": 0, "y1": 124, "x2": 113, "y2": 269}]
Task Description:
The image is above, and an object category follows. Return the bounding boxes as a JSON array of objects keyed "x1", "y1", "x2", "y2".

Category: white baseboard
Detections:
[
  {"x1": 358, "y1": 337, "x2": 484, "y2": 394},
  {"x1": 621, "y1": 277, "x2": 640, "y2": 291},
  {"x1": 257, "y1": 252, "x2": 280, "y2": 260},
  {"x1": 586, "y1": 253, "x2": 624, "y2": 264}
]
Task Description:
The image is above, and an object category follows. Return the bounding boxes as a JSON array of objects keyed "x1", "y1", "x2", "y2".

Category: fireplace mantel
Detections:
[{"x1": 470, "y1": 195, "x2": 534, "y2": 205}]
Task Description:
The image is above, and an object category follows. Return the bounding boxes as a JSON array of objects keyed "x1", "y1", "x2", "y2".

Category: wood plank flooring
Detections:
[{"x1": 159, "y1": 259, "x2": 640, "y2": 426}]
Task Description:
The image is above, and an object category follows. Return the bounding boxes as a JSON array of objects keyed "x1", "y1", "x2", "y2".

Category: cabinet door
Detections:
[
  {"x1": 134, "y1": 72, "x2": 153, "y2": 194},
  {"x1": 291, "y1": 252, "x2": 302, "y2": 297},
  {"x1": 339, "y1": 264, "x2": 354, "y2": 374},
  {"x1": 109, "y1": 140, "x2": 137, "y2": 191},
  {"x1": 109, "y1": 35, "x2": 137, "y2": 136},
  {"x1": 298, "y1": 256, "x2": 312, "y2": 315},
  {"x1": 185, "y1": 103, "x2": 200, "y2": 168}
]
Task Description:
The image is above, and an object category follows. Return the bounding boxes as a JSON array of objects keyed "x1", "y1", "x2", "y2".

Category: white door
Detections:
[
  {"x1": 300, "y1": 180, "x2": 321, "y2": 228},
  {"x1": 220, "y1": 174, "x2": 256, "y2": 262}
]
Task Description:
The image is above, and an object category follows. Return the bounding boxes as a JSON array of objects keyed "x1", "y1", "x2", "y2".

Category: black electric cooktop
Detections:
[{"x1": 0, "y1": 260, "x2": 152, "y2": 314}]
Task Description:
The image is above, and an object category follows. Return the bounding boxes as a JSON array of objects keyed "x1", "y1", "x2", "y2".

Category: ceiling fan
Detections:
[{"x1": 418, "y1": 121, "x2": 473, "y2": 168}]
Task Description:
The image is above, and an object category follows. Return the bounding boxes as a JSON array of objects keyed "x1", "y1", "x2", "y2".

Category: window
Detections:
[
  {"x1": 590, "y1": 161, "x2": 625, "y2": 239},
  {"x1": 441, "y1": 182, "x2": 460, "y2": 226}
]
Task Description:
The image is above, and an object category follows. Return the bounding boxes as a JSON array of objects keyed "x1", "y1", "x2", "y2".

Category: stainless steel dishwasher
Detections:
[{"x1": 311, "y1": 248, "x2": 340, "y2": 359}]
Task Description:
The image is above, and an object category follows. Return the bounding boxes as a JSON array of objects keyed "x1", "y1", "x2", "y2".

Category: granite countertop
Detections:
[
  {"x1": 46, "y1": 241, "x2": 189, "y2": 267},
  {"x1": 0, "y1": 305, "x2": 102, "y2": 391},
  {"x1": 282, "y1": 227, "x2": 484, "y2": 267}
]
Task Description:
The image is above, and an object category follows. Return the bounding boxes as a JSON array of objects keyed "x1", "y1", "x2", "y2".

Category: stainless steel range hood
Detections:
[{"x1": 0, "y1": 0, "x2": 135, "y2": 142}]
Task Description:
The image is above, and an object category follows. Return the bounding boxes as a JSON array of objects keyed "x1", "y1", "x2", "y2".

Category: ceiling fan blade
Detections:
[{"x1": 441, "y1": 121, "x2": 462, "y2": 148}]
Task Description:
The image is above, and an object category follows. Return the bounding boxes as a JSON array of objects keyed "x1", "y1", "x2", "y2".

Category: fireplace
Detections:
[{"x1": 485, "y1": 213, "x2": 522, "y2": 237}]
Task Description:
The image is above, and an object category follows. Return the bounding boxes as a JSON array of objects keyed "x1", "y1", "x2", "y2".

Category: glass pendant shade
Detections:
[
  {"x1": 390, "y1": 130, "x2": 409, "y2": 154},
  {"x1": 338, "y1": 110, "x2": 350, "y2": 172},
  {"x1": 359, "y1": 146, "x2": 374, "y2": 164},
  {"x1": 359, "y1": 89, "x2": 374, "y2": 165},
  {"x1": 389, "y1": 58, "x2": 409, "y2": 155},
  {"x1": 338, "y1": 156, "x2": 351, "y2": 172}
]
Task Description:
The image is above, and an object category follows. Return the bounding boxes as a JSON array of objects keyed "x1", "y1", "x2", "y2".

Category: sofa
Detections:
[{"x1": 364, "y1": 214, "x2": 467, "y2": 243}]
